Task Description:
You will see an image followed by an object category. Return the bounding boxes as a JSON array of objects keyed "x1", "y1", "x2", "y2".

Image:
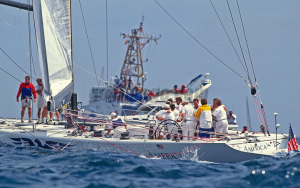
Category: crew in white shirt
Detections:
[
  {"x1": 106, "y1": 112, "x2": 127, "y2": 138},
  {"x1": 192, "y1": 99, "x2": 200, "y2": 136},
  {"x1": 175, "y1": 97, "x2": 183, "y2": 113},
  {"x1": 166, "y1": 104, "x2": 179, "y2": 139},
  {"x1": 181, "y1": 100, "x2": 195, "y2": 140},
  {"x1": 212, "y1": 99, "x2": 228, "y2": 135},
  {"x1": 227, "y1": 111, "x2": 237, "y2": 124},
  {"x1": 35, "y1": 78, "x2": 47, "y2": 124},
  {"x1": 155, "y1": 104, "x2": 170, "y2": 139}
]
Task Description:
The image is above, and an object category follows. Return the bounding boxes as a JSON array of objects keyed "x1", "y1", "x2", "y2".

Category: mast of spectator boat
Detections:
[{"x1": 120, "y1": 16, "x2": 160, "y2": 91}]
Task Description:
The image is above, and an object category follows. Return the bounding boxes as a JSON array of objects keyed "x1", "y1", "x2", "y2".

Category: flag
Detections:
[
  {"x1": 157, "y1": 144, "x2": 164, "y2": 149},
  {"x1": 137, "y1": 27, "x2": 142, "y2": 32},
  {"x1": 288, "y1": 124, "x2": 299, "y2": 151}
]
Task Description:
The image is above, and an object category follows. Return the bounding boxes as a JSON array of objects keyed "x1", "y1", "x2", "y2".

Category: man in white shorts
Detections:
[
  {"x1": 36, "y1": 78, "x2": 47, "y2": 124},
  {"x1": 16, "y1": 76, "x2": 37, "y2": 123},
  {"x1": 212, "y1": 99, "x2": 228, "y2": 135}
]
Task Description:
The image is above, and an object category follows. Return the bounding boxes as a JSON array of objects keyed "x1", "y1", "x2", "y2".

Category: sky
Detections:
[{"x1": 0, "y1": 0, "x2": 300, "y2": 135}]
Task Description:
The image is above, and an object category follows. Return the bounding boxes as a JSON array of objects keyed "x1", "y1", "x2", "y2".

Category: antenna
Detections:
[{"x1": 120, "y1": 16, "x2": 160, "y2": 90}]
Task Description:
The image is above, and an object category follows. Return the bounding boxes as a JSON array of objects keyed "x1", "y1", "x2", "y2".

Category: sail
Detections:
[{"x1": 33, "y1": 0, "x2": 73, "y2": 109}]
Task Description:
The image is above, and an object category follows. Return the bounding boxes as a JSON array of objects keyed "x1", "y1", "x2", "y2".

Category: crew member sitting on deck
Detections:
[
  {"x1": 212, "y1": 99, "x2": 228, "y2": 135},
  {"x1": 106, "y1": 112, "x2": 127, "y2": 138},
  {"x1": 227, "y1": 111, "x2": 237, "y2": 124},
  {"x1": 16, "y1": 76, "x2": 37, "y2": 123},
  {"x1": 195, "y1": 99, "x2": 212, "y2": 138}
]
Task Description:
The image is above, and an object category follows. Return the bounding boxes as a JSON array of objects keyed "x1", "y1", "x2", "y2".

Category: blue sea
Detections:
[{"x1": 0, "y1": 142, "x2": 300, "y2": 188}]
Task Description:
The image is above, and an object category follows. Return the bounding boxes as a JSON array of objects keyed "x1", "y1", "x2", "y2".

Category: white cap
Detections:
[
  {"x1": 110, "y1": 112, "x2": 117, "y2": 117},
  {"x1": 182, "y1": 100, "x2": 188, "y2": 103},
  {"x1": 163, "y1": 104, "x2": 170, "y2": 109}
]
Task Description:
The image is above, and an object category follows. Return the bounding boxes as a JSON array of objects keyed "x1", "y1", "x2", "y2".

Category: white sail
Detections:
[{"x1": 33, "y1": 0, "x2": 73, "y2": 109}]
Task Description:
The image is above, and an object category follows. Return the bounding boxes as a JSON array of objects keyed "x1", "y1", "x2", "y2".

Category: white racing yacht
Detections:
[{"x1": 0, "y1": 0, "x2": 293, "y2": 163}]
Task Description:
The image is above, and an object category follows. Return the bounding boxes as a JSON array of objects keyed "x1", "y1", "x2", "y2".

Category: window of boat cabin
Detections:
[{"x1": 90, "y1": 88, "x2": 105, "y2": 101}]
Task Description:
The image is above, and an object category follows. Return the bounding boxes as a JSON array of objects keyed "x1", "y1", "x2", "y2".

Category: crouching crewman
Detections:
[{"x1": 106, "y1": 112, "x2": 127, "y2": 138}]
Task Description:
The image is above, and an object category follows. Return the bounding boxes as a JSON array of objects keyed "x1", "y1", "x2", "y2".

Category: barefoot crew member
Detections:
[{"x1": 16, "y1": 76, "x2": 37, "y2": 123}]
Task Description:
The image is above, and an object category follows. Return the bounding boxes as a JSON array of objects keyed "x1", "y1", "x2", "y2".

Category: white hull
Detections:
[{"x1": 0, "y1": 120, "x2": 288, "y2": 163}]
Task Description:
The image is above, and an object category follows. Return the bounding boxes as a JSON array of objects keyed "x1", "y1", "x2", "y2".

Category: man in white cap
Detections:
[
  {"x1": 106, "y1": 112, "x2": 127, "y2": 138},
  {"x1": 181, "y1": 100, "x2": 195, "y2": 140},
  {"x1": 155, "y1": 104, "x2": 172, "y2": 139}
]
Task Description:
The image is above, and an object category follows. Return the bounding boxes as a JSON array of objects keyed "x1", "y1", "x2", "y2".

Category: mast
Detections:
[{"x1": 120, "y1": 16, "x2": 160, "y2": 91}]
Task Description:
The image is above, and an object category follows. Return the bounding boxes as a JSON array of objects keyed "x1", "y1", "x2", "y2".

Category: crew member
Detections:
[
  {"x1": 16, "y1": 76, "x2": 37, "y2": 123},
  {"x1": 180, "y1": 85, "x2": 188, "y2": 94},
  {"x1": 167, "y1": 98, "x2": 174, "y2": 104},
  {"x1": 119, "y1": 86, "x2": 125, "y2": 102},
  {"x1": 48, "y1": 111, "x2": 60, "y2": 124},
  {"x1": 106, "y1": 112, "x2": 127, "y2": 138},
  {"x1": 115, "y1": 75, "x2": 120, "y2": 85},
  {"x1": 172, "y1": 85, "x2": 180, "y2": 93},
  {"x1": 228, "y1": 111, "x2": 237, "y2": 124},
  {"x1": 181, "y1": 100, "x2": 194, "y2": 140},
  {"x1": 192, "y1": 98, "x2": 200, "y2": 136},
  {"x1": 35, "y1": 78, "x2": 47, "y2": 124},
  {"x1": 175, "y1": 97, "x2": 183, "y2": 113},
  {"x1": 155, "y1": 104, "x2": 170, "y2": 139},
  {"x1": 210, "y1": 98, "x2": 227, "y2": 132},
  {"x1": 212, "y1": 99, "x2": 228, "y2": 135},
  {"x1": 148, "y1": 90, "x2": 156, "y2": 99},
  {"x1": 166, "y1": 104, "x2": 178, "y2": 139},
  {"x1": 195, "y1": 99, "x2": 212, "y2": 138}
]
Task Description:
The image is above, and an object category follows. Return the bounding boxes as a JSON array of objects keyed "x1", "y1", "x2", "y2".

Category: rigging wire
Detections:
[
  {"x1": 105, "y1": 0, "x2": 109, "y2": 114},
  {"x1": 0, "y1": 18, "x2": 36, "y2": 41},
  {"x1": 153, "y1": 0, "x2": 249, "y2": 85},
  {"x1": 209, "y1": 0, "x2": 248, "y2": 76},
  {"x1": 0, "y1": 47, "x2": 36, "y2": 81},
  {"x1": 0, "y1": 67, "x2": 22, "y2": 82},
  {"x1": 106, "y1": 0, "x2": 109, "y2": 83},
  {"x1": 79, "y1": 0, "x2": 100, "y2": 87},
  {"x1": 235, "y1": 0, "x2": 258, "y2": 85},
  {"x1": 226, "y1": 0, "x2": 252, "y2": 86}
]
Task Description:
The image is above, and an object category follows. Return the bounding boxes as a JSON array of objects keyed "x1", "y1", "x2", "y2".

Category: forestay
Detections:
[{"x1": 33, "y1": 0, "x2": 73, "y2": 109}]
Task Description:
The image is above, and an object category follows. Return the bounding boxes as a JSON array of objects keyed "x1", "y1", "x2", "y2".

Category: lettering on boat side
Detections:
[
  {"x1": 148, "y1": 152, "x2": 181, "y2": 159},
  {"x1": 244, "y1": 143, "x2": 271, "y2": 152},
  {"x1": 9, "y1": 137, "x2": 74, "y2": 150}
]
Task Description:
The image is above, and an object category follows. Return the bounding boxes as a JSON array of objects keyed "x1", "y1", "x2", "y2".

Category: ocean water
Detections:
[{"x1": 0, "y1": 143, "x2": 300, "y2": 188}]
